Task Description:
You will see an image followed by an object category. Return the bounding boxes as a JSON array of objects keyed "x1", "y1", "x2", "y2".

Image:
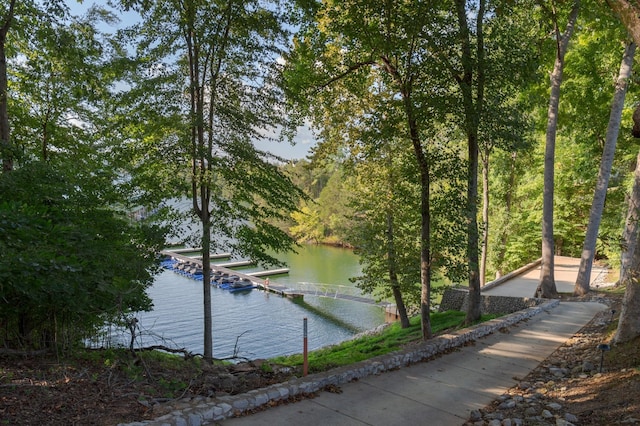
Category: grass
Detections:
[{"x1": 271, "y1": 310, "x2": 499, "y2": 373}]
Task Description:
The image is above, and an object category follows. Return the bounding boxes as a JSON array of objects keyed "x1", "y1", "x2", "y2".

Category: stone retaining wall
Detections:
[
  {"x1": 120, "y1": 299, "x2": 560, "y2": 426},
  {"x1": 439, "y1": 287, "x2": 545, "y2": 315}
]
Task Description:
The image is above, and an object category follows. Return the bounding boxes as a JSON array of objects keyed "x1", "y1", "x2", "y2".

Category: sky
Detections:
[
  {"x1": 67, "y1": 1, "x2": 317, "y2": 161},
  {"x1": 254, "y1": 126, "x2": 317, "y2": 161}
]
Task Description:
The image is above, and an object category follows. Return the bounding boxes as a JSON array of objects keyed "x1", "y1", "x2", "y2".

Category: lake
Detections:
[{"x1": 122, "y1": 245, "x2": 386, "y2": 360}]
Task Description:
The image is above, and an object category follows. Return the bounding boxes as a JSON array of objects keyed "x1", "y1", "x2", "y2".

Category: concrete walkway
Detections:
[
  {"x1": 483, "y1": 256, "x2": 608, "y2": 297},
  {"x1": 218, "y1": 257, "x2": 607, "y2": 426}
]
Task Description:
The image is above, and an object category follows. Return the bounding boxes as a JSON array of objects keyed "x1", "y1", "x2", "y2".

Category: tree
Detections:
[
  {"x1": 620, "y1": 151, "x2": 640, "y2": 285},
  {"x1": 127, "y1": 0, "x2": 304, "y2": 361},
  {"x1": 453, "y1": 0, "x2": 485, "y2": 324},
  {"x1": 614, "y1": 215, "x2": 640, "y2": 343},
  {"x1": 290, "y1": 203, "x2": 323, "y2": 244},
  {"x1": 0, "y1": 0, "x2": 16, "y2": 172},
  {"x1": 605, "y1": 0, "x2": 640, "y2": 344},
  {"x1": 345, "y1": 128, "x2": 422, "y2": 329},
  {"x1": 287, "y1": 0, "x2": 453, "y2": 339},
  {"x1": 536, "y1": 0, "x2": 579, "y2": 299},
  {"x1": 574, "y1": 40, "x2": 636, "y2": 295},
  {"x1": 0, "y1": 1, "x2": 170, "y2": 351},
  {"x1": 0, "y1": 162, "x2": 165, "y2": 351},
  {"x1": 317, "y1": 166, "x2": 354, "y2": 243}
]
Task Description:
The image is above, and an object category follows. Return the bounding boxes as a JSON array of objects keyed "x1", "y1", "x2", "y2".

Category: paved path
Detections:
[
  {"x1": 483, "y1": 256, "x2": 608, "y2": 297},
  {"x1": 218, "y1": 257, "x2": 607, "y2": 426}
]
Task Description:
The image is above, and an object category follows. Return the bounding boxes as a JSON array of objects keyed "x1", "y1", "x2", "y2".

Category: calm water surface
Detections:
[{"x1": 131, "y1": 245, "x2": 385, "y2": 359}]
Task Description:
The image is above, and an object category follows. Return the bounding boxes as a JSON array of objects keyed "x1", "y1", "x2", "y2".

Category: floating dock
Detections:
[
  {"x1": 191, "y1": 253, "x2": 232, "y2": 260},
  {"x1": 160, "y1": 249, "x2": 300, "y2": 299},
  {"x1": 167, "y1": 247, "x2": 203, "y2": 254},
  {"x1": 216, "y1": 260, "x2": 255, "y2": 268},
  {"x1": 246, "y1": 269, "x2": 290, "y2": 277}
]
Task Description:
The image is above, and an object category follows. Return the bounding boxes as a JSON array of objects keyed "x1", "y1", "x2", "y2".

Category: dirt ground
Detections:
[{"x1": 1, "y1": 291, "x2": 638, "y2": 425}]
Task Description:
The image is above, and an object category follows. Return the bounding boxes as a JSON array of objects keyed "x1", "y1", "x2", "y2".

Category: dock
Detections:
[
  {"x1": 246, "y1": 268, "x2": 290, "y2": 277},
  {"x1": 167, "y1": 247, "x2": 203, "y2": 254},
  {"x1": 191, "y1": 253, "x2": 232, "y2": 260},
  {"x1": 160, "y1": 249, "x2": 300, "y2": 299},
  {"x1": 216, "y1": 260, "x2": 255, "y2": 268}
]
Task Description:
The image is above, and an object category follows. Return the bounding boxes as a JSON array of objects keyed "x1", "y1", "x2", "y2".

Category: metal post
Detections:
[{"x1": 303, "y1": 317, "x2": 308, "y2": 377}]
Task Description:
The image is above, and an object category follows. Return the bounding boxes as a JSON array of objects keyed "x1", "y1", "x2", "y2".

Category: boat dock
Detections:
[
  {"x1": 216, "y1": 260, "x2": 255, "y2": 268},
  {"x1": 246, "y1": 269, "x2": 290, "y2": 277},
  {"x1": 191, "y1": 253, "x2": 233, "y2": 260},
  {"x1": 160, "y1": 249, "x2": 299, "y2": 299}
]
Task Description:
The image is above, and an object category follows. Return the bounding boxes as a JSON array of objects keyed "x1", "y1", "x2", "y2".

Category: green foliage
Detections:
[
  {"x1": 480, "y1": 3, "x2": 636, "y2": 278},
  {"x1": 0, "y1": 163, "x2": 165, "y2": 351},
  {"x1": 289, "y1": 202, "x2": 324, "y2": 243}
]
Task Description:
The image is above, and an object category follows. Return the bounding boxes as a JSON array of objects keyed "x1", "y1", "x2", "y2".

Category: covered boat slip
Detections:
[{"x1": 160, "y1": 249, "x2": 297, "y2": 298}]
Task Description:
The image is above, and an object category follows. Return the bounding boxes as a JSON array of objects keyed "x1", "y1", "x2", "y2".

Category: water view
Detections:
[{"x1": 128, "y1": 245, "x2": 386, "y2": 360}]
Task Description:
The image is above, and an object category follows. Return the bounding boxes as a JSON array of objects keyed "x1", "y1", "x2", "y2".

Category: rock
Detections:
[
  {"x1": 549, "y1": 367, "x2": 566, "y2": 377},
  {"x1": 547, "y1": 402, "x2": 562, "y2": 411},
  {"x1": 486, "y1": 412, "x2": 504, "y2": 421},
  {"x1": 488, "y1": 420, "x2": 502, "y2": 426},
  {"x1": 469, "y1": 409, "x2": 482, "y2": 421},
  {"x1": 498, "y1": 400, "x2": 516, "y2": 409},
  {"x1": 542, "y1": 409, "x2": 554, "y2": 419},
  {"x1": 564, "y1": 413, "x2": 578, "y2": 423}
]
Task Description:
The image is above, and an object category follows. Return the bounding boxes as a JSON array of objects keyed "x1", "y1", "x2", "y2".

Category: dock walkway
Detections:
[{"x1": 160, "y1": 249, "x2": 298, "y2": 298}]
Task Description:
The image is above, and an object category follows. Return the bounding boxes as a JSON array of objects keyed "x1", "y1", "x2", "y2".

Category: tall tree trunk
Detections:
[
  {"x1": 495, "y1": 151, "x2": 517, "y2": 277},
  {"x1": 417, "y1": 151, "x2": 432, "y2": 340},
  {"x1": 0, "y1": 0, "x2": 15, "y2": 173},
  {"x1": 620, "y1": 151, "x2": 640, "y2": 284},
  {"x1": 537, "y1": 0, "x2": 579, "y2": 298},
  {"x1": 605, "y1": 0, "x2": 640, "y2": 347},
  {"x1": 455, "y1": 0, "x2": 484, "y2": 324},
  {"x1": 480, "y1": 146, "x2": 490, "y2": 286},
  {"x1": 406, "y1": 110, "x2": 432, "y2": 340},
  {"x1": 574, "y1": 40, "x2": 636, "y2": 295},
  {"x1": 386, "y1": 211, "x2": 410, "y2": 328},
  {"x1": 201, "y1": 212, "x2": 213, "y2": 360},
  {"x1": 380, "y1": 54, "x2": 431, "y2": 338},
  {"x1": 614, "y1": 223, "x2": 640, "y2": 343},
  {"x1": 496, "y1": 151, "x2": 517, "y2": 276}
]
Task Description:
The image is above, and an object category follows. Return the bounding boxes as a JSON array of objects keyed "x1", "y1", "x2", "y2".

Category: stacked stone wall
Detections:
[{"x1": 439, "y1": 288, "x2": 544, "y2": 315}]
